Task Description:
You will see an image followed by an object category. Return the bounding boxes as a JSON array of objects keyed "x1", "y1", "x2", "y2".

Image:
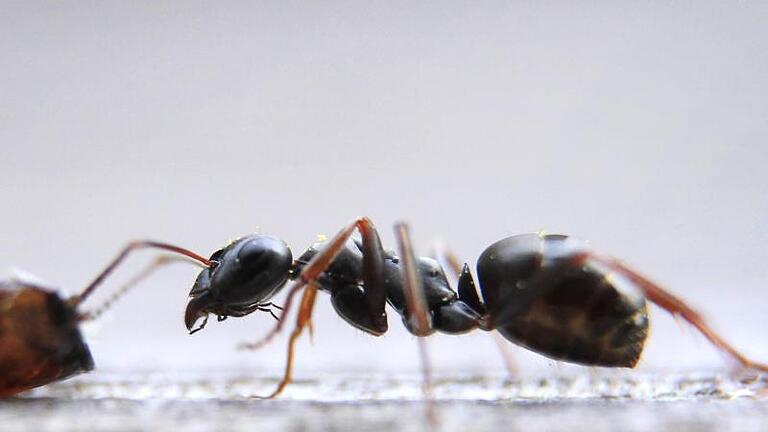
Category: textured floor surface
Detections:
[{"x1": 2, "y1": 372, "x2": 768, "y2": 431}]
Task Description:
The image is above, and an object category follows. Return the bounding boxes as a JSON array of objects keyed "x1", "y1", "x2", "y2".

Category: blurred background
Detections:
[{"x1": 1, "y1": 2, "x2": 766, "y2": 378}]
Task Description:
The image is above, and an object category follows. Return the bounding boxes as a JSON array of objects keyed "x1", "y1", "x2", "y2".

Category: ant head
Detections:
[{"x1": 184, "y1": 235, "x2": 293, "y2": 332}]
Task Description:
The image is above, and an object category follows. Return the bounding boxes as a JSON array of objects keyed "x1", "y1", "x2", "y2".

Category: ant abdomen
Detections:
[{"x1": 478, "y1": 233, "x2": 649, "y2": 367}]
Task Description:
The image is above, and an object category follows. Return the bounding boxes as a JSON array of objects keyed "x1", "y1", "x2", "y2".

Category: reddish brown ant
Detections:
[{"x1": 0, "y1": 242, "x2": 211, "y2": 397}]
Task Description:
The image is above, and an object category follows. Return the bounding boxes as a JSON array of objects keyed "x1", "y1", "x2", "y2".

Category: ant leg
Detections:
[
  {"x1": 78, "y1": 255, "x2": 195, "y2": 321},
  {"x1": 590, "y1": 253, "x2": 768, "y2": 373},
  {"x1": 329, "y1": 218, "x2": 389, "y2": 335},
  {"x1": 511, "y1": 250, "x2": 768, "y2": 373},
  {"x1": 394, "y1": 223, "x2": 432, "y2": 335},
  {"x1": 261, "y1": 309, "x2": 280, "y2": 321},
  {"x1": 71, "y1": 240, "x2": 212, "y2": 307},
  {"x1": 431, "y1": 244, "x2": 518, "y2": 375},
  {"x1": 252, "y1": 304, "x2": 281, "y2": 321},
  {"x1": 236, "y1": 282, "x2": 307, "y2": 350},
  {"x1": 259, "y1": 302, "x2": 283, "y2": 311},
  {"x1": 394, "y1": 222, "x2": 436, "y2": 423},
  {"x1": 256, "y1": 282, "x2": 318, "y2": 399},
  {"x1": 491, "y1": 332, "x2": 519, "y2": 375},
  {"x1": 238, "y1": 217, "x2": 386, "y2": 398}
]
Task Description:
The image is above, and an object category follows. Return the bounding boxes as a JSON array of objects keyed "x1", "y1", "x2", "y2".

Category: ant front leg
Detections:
[{"x1": 239, "y1": 217, "x2": 387, "y2": 398}]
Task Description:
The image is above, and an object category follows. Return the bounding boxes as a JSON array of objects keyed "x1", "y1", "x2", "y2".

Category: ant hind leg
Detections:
[{"x1": 585, "y1": 252, "x2": 768, "y2": 373}]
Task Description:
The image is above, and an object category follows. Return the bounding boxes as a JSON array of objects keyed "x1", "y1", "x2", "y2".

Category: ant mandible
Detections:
[{"x1": 183, "y1": 217, "x2": 768, "y2": 397}]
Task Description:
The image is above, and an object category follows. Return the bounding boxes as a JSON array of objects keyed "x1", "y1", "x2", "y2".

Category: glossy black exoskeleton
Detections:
[
  {"x1": 184, "y1": 234, "x2": 483, "y2": 338},
  {"x1": 181, "y1": 217, "x2": 768, "y2": 398},
  {"x1": 295, "y1": 238, "x2": 483, "y2": 336},
  {"x1": 185, "y1": 235, "x2": 293, "y2": 331},
  {"x1": 477, "y1": 233, "x2": 649, "y2": 367}
]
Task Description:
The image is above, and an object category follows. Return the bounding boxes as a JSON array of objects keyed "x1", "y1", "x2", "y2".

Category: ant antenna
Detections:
[
  {"x1": 78, "y1": 255, "x2": 203, "y2": 321},
  {"x1": 71, "y1": 240, "x2": 211, "y2": 308}
]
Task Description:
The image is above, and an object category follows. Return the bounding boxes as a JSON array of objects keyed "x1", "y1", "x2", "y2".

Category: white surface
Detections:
[
  {"x1": 6, "y1": 373, "x2": 768, "y2": 432},
  {"x1": 25, "y1": 371, "x2": 768, "y2": 402},
  {"x1": 0, "y1": 2, "x2": 767, "y2": 374}
]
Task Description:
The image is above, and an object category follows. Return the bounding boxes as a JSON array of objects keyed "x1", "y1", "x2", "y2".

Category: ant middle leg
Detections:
[
  {"x1": 394, "y1": 223, "x2": 432, "y2": 336},
  {"x1": 394, "y1": 222, "x2": 437, "y2": 424},
  {"x1": 259, "y1": 308, "x2": 280, "y2": 321}
]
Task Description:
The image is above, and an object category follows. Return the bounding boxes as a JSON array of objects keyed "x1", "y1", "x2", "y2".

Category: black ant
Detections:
[
  {"x1": 183, "y1": 217, "x2": 768, "y2": 397},
  {"x1": 0, "y1": 242, "x2": 211, "y2": 397}
]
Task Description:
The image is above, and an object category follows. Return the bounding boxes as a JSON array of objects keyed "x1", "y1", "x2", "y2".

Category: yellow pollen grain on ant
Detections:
[
  {"x1": 316, "y1": 234, "x2": 328, "y2": 242},
  {"x1": 603, "y1": 270, "x2": 618, "y2": 286}
]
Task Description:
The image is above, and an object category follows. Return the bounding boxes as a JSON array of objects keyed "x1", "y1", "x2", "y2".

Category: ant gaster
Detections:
[{"x1": 184, "y1": 217, "x2": 768, "y2": 397}]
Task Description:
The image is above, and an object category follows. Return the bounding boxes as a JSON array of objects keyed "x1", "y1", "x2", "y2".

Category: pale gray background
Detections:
[{"x1": 1, "y1": 2, "x2": 767, "y2": 377}]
